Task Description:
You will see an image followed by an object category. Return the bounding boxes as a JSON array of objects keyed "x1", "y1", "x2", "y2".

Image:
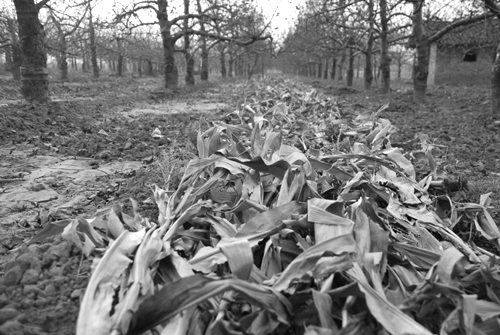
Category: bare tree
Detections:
[
  {"x1": 116, "y1": 0, "x2": 271, "y2": 89},
  {"x1": 48, "y1": 2, "x2": 87, "y2": 80}
]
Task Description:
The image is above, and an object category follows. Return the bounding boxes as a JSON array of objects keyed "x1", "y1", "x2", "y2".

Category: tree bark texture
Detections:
[
  {"x1": 13, "y1": 0, "x2": 49, "y2": 102},
  {"x1": 88, "y1": 3, "x2": 99, "y2": 79},
  {"x1": 158, "y1": 0, "x2": 178, "y2": 89},
  {"x1": 379, "y1": 0, "x2": 391, "y2": 93},
  {"x1": 412, "y1": 0, "x2": 429, "y2": 102}
]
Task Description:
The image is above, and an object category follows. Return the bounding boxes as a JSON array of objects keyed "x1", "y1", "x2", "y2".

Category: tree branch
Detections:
[
  {"x1": 428, "y1": 12, "x2": 495, "y2": 44},
  {"x1": 485, "y1": 0, "x2": 500, "y2": 20},
  {"x1": 173, "y1": 29, "x2": 272, "y2": 46},
  {"x1": 36, "y1": 0, "x2": 51, "y2": 11}
]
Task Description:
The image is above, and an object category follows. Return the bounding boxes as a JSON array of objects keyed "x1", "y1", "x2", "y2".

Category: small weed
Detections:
[{"x1": 468, "y1": 174, "x2": 500, "y2": 218}]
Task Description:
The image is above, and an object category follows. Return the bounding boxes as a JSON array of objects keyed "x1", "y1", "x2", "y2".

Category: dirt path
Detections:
[{"x1": 0, "y1": 77, "x2": 229, "y2": 334}]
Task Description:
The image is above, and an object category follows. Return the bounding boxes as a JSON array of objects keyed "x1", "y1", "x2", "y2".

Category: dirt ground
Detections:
[{"x1": 0, "y1": 73, "x2": 498, "y2": 334}]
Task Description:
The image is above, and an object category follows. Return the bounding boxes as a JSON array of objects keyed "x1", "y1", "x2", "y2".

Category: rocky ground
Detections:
[{"x1": 0, "y1": 74, "x2": 498, "y2": 334}]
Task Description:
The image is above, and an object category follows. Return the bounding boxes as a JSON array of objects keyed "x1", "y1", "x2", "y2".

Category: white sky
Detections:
[{"x1": 257, "y1": 0, "x2": 302, "y2": 34}]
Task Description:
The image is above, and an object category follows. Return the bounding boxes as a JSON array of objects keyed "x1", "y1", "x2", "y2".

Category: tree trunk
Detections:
[
  {"x1": 379, "y1": 0, "x2": 390, "y2": 93},
  {"x1": 323, "y1": 58, "x2": 329, "y2": 79},
  {"x1": 7, "y1": 18, "x2": 21, "y2": 80},
  {"x1": 317, "y1": 59, "x2": 322, "y2": 78},
  {"x1": 356, "y1": 57, "x2": 360, "y2": 77},
  {"x1": 347, "y1": 47, "x2": 354, "y2": 87},
  {"x1": 200, "y1": 44, "x2": 208, "y2": 81},
  {"x1": 220, "y1": 47, "x2": 227, "y2": 78},
  {"x1": 59, "y1": 35, "x2": 68, "y2": 80},
  {"x1": 185, "y1": 52, "x2": 195, "y2": 85},
  {"x1": 138, "y1": 56, "x2": 142, "y2": 77},
  {"x1": 183, "y1": 0, "x2": 195, "y2": 85},
  {"x1": 116, "y1": 38, "x2": 123, "y2": 77},
  {"x1": 147, "y1": 59, "x2": 153, "y2": 76},
  {"x1": 492, "y1": 42, "x2": 500, "y2": 113},
  {"x1": 228, "y1": 55, "x2": 234, "y2": 77},
  {"x1": 412, "y1": 0, "x2": 429, "y2": 102},
  {"x1": 338, "y1": 49, "x2": 345, "y2": 81},
  {"x1": 13, "y1": 0, "x2": 49, "y2": 103},
  {"x1": 88, "y1": 3, "x2": 99, "y2": 79},
  {"x1": 248, "y1": 53, "x2": 258, "y2": 80},
  {"x1": 158, "y1": 0, "x2": 178, "y2": 89},
  {"x1": 364, "y1": 0, "x2": 374, "y2": 90},
  {"x1": 196, "y1": 0, "x2": 209, "y2": 81},
  {"x1": 239, "y1": 57, "x2": 245, "y2": 76},
  {"x1": 330, "y1": 57, "x2": 336, "y2": 80}
]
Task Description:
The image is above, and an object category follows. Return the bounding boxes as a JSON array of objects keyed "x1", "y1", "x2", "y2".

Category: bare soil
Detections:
[{"x1": 0, "y1": 74, "x2": 498, "y2": 334}]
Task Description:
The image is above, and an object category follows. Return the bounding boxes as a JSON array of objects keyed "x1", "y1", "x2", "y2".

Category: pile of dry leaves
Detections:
[{"x1": 35, "y1": 78, "x2": 500, "y2": 335}]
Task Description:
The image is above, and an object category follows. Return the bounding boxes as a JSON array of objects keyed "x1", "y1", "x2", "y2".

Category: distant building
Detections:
[{"x1": 426, "y1": 18, "x2": 498, "y2": 87}]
